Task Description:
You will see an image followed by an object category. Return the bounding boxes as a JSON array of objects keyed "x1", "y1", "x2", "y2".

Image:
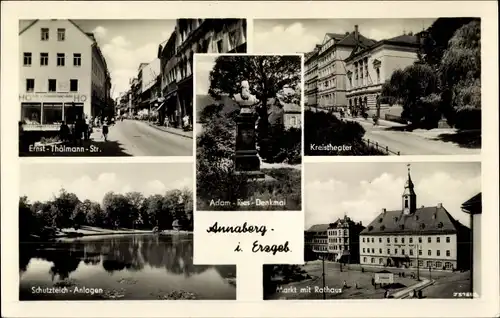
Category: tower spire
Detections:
[{"x1": 403, "y1": 164, "x2": 416, "y2": 214}]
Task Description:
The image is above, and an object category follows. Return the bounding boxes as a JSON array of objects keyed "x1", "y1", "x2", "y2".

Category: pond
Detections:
[{"x1": 19, "y1": 234, "x2": 236, "y2": 300}]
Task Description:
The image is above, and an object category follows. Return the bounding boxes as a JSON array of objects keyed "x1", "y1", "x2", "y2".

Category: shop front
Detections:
[{"x1": 20, "y1": 93, "x2": 88, "y2": 131}]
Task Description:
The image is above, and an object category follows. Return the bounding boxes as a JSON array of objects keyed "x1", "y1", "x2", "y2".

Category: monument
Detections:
[{"x1": 233, "y1": 80, "x2": 265, "y2": 179}]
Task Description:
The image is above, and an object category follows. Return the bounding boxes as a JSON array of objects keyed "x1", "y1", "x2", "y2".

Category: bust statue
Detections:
[{"x1": 233, "y1": 80, "x2": 258, "y2": 113}]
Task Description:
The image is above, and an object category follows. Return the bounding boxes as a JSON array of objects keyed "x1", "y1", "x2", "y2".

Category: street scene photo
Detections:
[
  {"x1": 19, "y1": 163, "x2": 236, "y2": 300},
  {"x1": 195, "y1": 54, "x2": 302, "y2": 211},
  {"x1": 19, "y1": 19, "x2": 247, "y2": 156},
  {"x1": 254, "y1": 18, "x2": 481, "y2": 155},
  {"x1": 263, "y1": 162, "x2": 481, "y2": 299}
]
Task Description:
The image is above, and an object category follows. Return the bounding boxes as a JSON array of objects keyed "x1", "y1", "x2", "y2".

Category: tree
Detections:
[
  {"x1": 381, "y1": 63, "x2": 441, "y2": 128},
  {"x1": 208, "y1": 55, "x2": 301, "y2": 153},
  {"x1": 421, "y1": 18, "x2": 479, "y2": 68},
  {"x1": 52, "y1": 189, "x2": 81, "y2": 229},
  {"x1": 440, "y1": 20, "x2": 481, "y2": 129},
  {"x1": 85, "y1": 201, "x2": 105, "y2": 227},
  {"x1": 126, "y1": 192, "x2": 145, "y2": 228},
  {"x1": 102, "y1": 192, "x2": 133, "y2": 228},
  {"x1": 71, "y1": 199, "x2": 92, "y2": 229}
]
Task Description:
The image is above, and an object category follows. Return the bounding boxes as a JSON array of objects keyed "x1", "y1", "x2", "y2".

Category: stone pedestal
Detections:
[{"x1": 234, "y1": 108, "x2": 264, "y2": 179}]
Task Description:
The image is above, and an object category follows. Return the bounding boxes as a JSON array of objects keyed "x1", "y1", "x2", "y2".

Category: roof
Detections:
[
  {"x1": 326, "y1": 33, "x2": 347, "y2": 40},
  {"x1": 336, "y1": 32, "x2": 376, "y2": 47},
  {"x1": 360, "y1": 205, "x2": 462, "y2": 236},
  {"x1": 346, "y1": 33, "x2": 421, "y2": 61},
  {"x1": 461, "y1": 193, "x2": 482, "y2": 214},
  {"x1": 306, "y1": 224, "x2": 329, "y2": 233},
  {"x1": 19, "y1": 19, "x2": 95, "y2": 43}
]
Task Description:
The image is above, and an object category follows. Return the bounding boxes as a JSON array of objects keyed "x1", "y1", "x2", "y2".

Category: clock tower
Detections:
[{"x1": 402, "y1": 164, "x2": 417, "y2": 215}]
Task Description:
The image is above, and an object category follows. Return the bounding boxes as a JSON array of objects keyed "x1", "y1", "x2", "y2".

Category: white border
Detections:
[{"x1": 2, "y1": 1, "x2": 499, "y2": 318}]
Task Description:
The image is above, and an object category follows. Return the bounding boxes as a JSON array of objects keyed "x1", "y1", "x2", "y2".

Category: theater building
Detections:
[
  {"x1": 19, "y1": 19, "x2": 110, "y2": 130},
  {"x1": 359, "y1": 167, "x2": 471, "y2": 271},
  {"x1": 344, "y1": 33, "x2": 421, "y2": 115},
  {"x1": 316, "y1": 25, "x2": 375, "y2": 110}
]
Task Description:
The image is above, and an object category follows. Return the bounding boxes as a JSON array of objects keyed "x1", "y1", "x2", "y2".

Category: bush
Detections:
[{"x1": 266, "y1": 127, "x2": 301, "y2": 164}]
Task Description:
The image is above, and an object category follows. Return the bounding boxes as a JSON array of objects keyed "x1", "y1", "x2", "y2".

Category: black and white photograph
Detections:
[
  {"x1": 254, "y1": 18, "x2": 481, "y2": 156},
  {"x1": 19, "y1": 163, "x2": 237, "y2": 300},
  {"x1": 195, "y1": 54, "x2": 302, "y2": 211},
  {"x1": 19, "y1": 19, "x2": 247, "y2": 156},
  {"x1": 263, "y1": 162, "x2": 480, "y2": 299}
]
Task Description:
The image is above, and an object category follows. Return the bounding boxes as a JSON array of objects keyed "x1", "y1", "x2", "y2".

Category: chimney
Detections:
[
  {"x1": 437, "y1": 203, "x2": 442, "y2": 208},
  {"x1": 382, "y1": 208, "x2": 386, "y2": 214},
  {"x1": 354, "y1": 25, "x2": 359, "y2": 42}
]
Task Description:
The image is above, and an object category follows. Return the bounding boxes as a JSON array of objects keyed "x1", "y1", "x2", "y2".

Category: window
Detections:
[
  {"x1": 73, "y1": 53, "x2": 81, "y2": 66},
  {"x1": 445, "y1": 262, "x2": 452, "y2": 269},
  {"x1": 446, "y1": 236, "x2": 450, "y2": 243},
  {"x1": 387, "y1": 248, "x2": 390, "y2": 254},
  {"x1": 402, "y1": 238, "x2": 405, "y2": 243},
  {"x1": 70, "y1": 79, "x2": 78, "y2": 92},
  {"x1": 376, "y1": 68, "x2": 380, "y2": 83},
  {"x1": 363, "y1": 257, "x2": 367, "y2": 263},
  {"x1": 404, "y1": 198, "x2": 409, "y2": 208},
  {"x1": 387, "y1": 237, "x2": 390, "y2": 243},
  {"x1": 38, "y1": 52, "x2": 49, "y2": 66},
  {"x1": 371, "y1": 238, "x2": 374, "y2": 243},
  {"x1": 419, "y1": 250, "x2": 422, "y2": 255},
  {"x1": 57, "y1": 53, "x2": 65, "y2": 66},
  {"x1": 371, "y1": 258, "x2": 375, "y2": 264},
  {"x1": 379, "y1": 238, "x2": 382, "y2": 243},
  {"x1": 371, "y1": 248, "x2": 374, "y2": 253},
  {"x1": 418, "y1": 260, "x2": 423, "y2": 267},
  {"x1": 48, "y1": 79, "x2": 57, "y2": 92},
  {"x1": 427, "y1": 249, "x2": 431, "y2": 256},
  {"x1": 379, "y1": 248, "x2": 382, "y2": 254},
  {"x1": 395, "y1": 237, "x2": 398, "y2": 243},
  {"x1": 437, "y1": 237, "x2": 440, "y2": 243},
  {"x1": 409, "y1": 237, "x2": 413, "y2": 243},
  {"x1": 427, "y1": 237, "x2": 431, "y2": 243},
  {"x1": 41, "y1": 28, "x2": 49, "y2": 41},
  {"x1": 26, "y1": 79, "x2": 35, "y2": 92},
  {"x1": 362, "y1": 238, "x2": 365, "y2": 243},
  {"x1": 419, "y1": 237, "x2": 422, "y2": 243},
  {"x1": 426, "y1": 261, "x2": 432, "y2": 268},
  {"x1": 436, "y1": 250, "x2": 440, "y2": 256},
  {"x1": 410, "y1": 249, "x2": 413, "y2": 256},
  {"x1": 379, "y1": 258, "x2": 383, "y2": 264},
  {"x1": 395, "y1": 248, "x2": 398, "y2": 254},
  {"x1": 362, "y1": 248, "x2": 365, "y2": 253},
  {"x1": 402, "y1": 249, "x2": 405, "y2": 255},
  {"x1": 57, "y1": 28, "x2": 65, "y2": 41},
  {"x1": 446, "y1": 250, "x2": 450, "y2": 257},
  {"x1": 23, "y1": 52, "x2": 32, "y2": 66}
]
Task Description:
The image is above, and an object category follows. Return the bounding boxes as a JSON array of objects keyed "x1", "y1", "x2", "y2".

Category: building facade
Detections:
[
  {"x1": 461, "y1": 193, "x2": 481, "y2": 295},
  {"x1": 359, "y1": 167, "x2": 471, "y2": 271},
  {"x1": 316, "y1": 26, "x2": 375, "y2": 110},
  {"x1": 304, "y1": 45, "x2": 320, "y2": 107},
  {"x1": 158, "y1": 19, "x2": 247, "y2": 129},
  {"x1": 345, "y1": 33, "x2": 421, "y2": 115},
  {"x1": 305, "y1": 216, "x2": 364, "y2": 262},
  {"x1": 19, "y1": 19, "x2": 110, "y2": 130}
]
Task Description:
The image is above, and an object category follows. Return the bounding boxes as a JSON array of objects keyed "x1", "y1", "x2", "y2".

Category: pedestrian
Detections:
[
  {"x1": 73, "y1": 116, "x2": 83, "y2": 145},
  {"x1": 384, "y1": 290, "x2": 389, "y2": 298},
  {"x1": 83, "y1": 115, "x2": 90, "y2": 140},
  {"x1": 102, "y1": 117, "x2": 109, "y2": 141},
  {"x1": 59, "y1": 121, "x2": 70, "y2": 143}
]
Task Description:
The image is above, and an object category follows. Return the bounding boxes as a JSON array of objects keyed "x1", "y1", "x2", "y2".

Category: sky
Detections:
[
  {"x1": 20, "y1": 19, "x2": 176, "y2": 99},
  {"x1": 196, "y1": 55, "x2": 217, "y2": 95},
  {"x1": 20, "y1": 163, "x2": 192, "y2": 203},
  {"x1": 254, "y1": 18, "x2": 437, "y2": 54},
  {"x1": 305, "y1": 162, "x2": 481, "y2": 230}
]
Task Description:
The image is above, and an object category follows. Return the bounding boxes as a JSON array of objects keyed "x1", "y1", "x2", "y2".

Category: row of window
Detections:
[
  {"x1": 362, "y1": 257, "x2": 454, "y2": 269},
  {"x1": 362, "y1": 247, "x2": 452, "y2": 257},
  {"x1": 319, "y1": 78, "x2": 336, "y2": 91},
  {"x1": 23, "y1": 52, "x2": 81, "y2": 67},
  {"x1": 327, "y1": 229, "x2": 347, "y2": 236},
  {"x1": 25, "y1": 78, "x2": 79, "y2": 92},
  {"x1": 319, "y1": 65, "x2": 336, "y2": 79},
  {"x1": 328, "y1": 237, "x2": 348, "y2": 244},
  {"x1": 39, "y1": 28, "x2": 66, "y2": 41},
  {"x1": 362, "y1": 236, "x2": 452, "y2": 244},
  {"x1": 328, "y1": 245, "x2": 349, "y2": 251}
]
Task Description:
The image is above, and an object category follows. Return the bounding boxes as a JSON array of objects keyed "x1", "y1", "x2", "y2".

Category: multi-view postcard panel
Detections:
[
  {"x1": 254, "y1": 18, "x2": 481, "y2": 156},
  {"x1": 18, "y1": 19, "x2": 247, "y2": 157},
  {"x1": 19, "y1": 163, "x2": 237, "y2": 300},
  {"x1": 195, "y1": 54, "x2": 303, "y2": 211},
  {"x1": 263, "y1": 162, "x2": 481, "y2": 300}
]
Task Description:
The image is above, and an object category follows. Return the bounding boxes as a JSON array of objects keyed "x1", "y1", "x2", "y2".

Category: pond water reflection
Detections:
[{"x1": 19, "y1": 234, "x2": 236, "y2": 300}]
